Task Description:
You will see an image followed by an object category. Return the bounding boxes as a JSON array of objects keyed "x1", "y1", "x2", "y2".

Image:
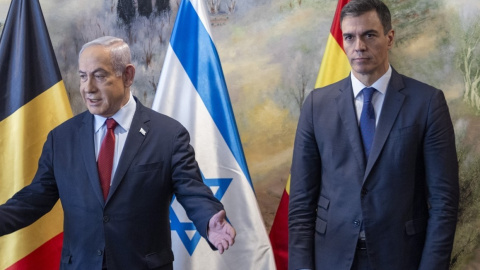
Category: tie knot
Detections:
[
  {"x1": 362, "y1": 87, "x2": 376, "y2": 103},
  {"x1": 106, "y1": 118, "x2": 118, "y2": 130}
]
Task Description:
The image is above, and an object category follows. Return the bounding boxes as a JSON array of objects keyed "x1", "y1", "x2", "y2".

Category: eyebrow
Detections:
[
  {"x1": 78, "y1": 68, "x2": 107, "y2": 74},
  {"x1": 343, "y1": 29, "x2": 379, "y2": 37}
]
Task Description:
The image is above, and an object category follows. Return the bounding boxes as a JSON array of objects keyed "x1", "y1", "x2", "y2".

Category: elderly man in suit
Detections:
[
  {"x1": 288, "y1": 0, "x2": 459, "y2": 269},
  {"x1": 0, "y1": 36, "x2": 235, "y2": 269}
]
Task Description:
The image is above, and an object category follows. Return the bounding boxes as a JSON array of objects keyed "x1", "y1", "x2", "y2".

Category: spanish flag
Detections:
[
  {"x1": 269, "y1": 1, "x2": 351, "y2": 269},
  {"x1": 0, "y1": 0, "x2": 72, "y2": 268}
]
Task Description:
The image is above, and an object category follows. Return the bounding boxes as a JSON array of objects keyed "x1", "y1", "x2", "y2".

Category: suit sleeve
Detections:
[
  {"x1": 0, "y1": 131, "x2": 60, "y2": 236},
  {"x1": 170, "y1": 126, "x2": 224, "y2": 244},
  {"x1": 419, "y1": 90, "x2": 459, "y2": 270},
  {"x1": 288, "y1": 92, "x2": 322, "y2": 270}
]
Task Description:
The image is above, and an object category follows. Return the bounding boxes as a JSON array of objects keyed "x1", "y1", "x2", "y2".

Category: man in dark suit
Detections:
[
  {"x1": 0, "y1": 36, "x2": 235, "y2": 269},
  {"x1": 288, "y1": 0, "x2": 459, "y2": 269}
]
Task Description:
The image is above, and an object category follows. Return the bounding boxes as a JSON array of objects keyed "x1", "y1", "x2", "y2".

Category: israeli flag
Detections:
[{"x1": 151, "y1": 0, "x2": 276, "y2": 269}]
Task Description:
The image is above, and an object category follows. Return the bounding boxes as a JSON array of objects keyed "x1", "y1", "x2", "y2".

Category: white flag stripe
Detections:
[
  {"x1": 155, "y1": 44, "x2": 274, "y2": 269},
  {"x1": 152, "y1": 0, "x2": 276, "y2": 269},
  {"x1": 189, "y1": 0, "x2": 212, "y2": 37}
]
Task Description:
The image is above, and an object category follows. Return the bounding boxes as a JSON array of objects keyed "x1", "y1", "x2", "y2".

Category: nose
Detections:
[
  {"x1": 354, "y1": 38, "x2": 366, "y2": 51},
  {"x1": 82, "y1": 76, "x2": 96, "y2": 93}
]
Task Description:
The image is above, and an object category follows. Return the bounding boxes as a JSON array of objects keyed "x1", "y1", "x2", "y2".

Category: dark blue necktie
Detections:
[{"x1": 359, "y1": 87, "x2": 376, "y2": 159}]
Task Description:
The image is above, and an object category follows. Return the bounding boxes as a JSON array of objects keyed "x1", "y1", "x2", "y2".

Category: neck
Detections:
[{"x1": 353, "y1": 64, "x2": 390, "y2": 87}]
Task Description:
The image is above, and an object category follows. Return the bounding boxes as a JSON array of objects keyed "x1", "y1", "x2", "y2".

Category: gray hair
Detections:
[
  {"x1": 79, "y1": 36, "x2": 131, "y2": 76},
  {"x1": 340, "y1": 0, "x2": 392, "y2": 35}
]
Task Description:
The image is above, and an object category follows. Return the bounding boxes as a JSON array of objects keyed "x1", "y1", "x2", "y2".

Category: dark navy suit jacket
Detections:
[
  {"x1": 288, "y1": 69, "x2": 459, "y2": 270},
  {"x1": 0, "y1": 98, "x2": 223, "y2": 269}
]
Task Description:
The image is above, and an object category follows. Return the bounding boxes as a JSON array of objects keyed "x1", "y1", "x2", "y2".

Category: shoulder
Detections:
[
  {"x1": 311, "y1": 78, "x2": 348, "y2": 97},
  {"x1": 51, "y1": 110, "x2": 90, "y2": 133},
  {"x1": 393, "y1": 69, "x2": 442, "y2": 98},
  {"x1": 140, "y1": 105, "x2": 182, "y2": 126},
  {"x1": 137, "y1": 103, "x2": 187, "y2": 135},
  {"x1": 305, "y1": 77, "x2": 350, "y2": 107}
]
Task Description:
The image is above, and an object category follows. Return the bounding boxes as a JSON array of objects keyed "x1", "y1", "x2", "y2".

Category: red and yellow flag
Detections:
[
  {"x1": 269, "y1": 1, "x2": 351, "y2": 269},
  {"x1": 269, "y1": 176, "x2": 291, "y2": 270},
  {"x1": 0, "y1": 0, "x2": 72, "y2": 268}
]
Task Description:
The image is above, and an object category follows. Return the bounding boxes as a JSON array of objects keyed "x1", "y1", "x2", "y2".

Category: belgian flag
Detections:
[
  {"x1": 269, "y1": 1, "x2": 351, "y2": 269},
  {"x1": 0, "y1": 0, "x2": 72, "y2": 268}
]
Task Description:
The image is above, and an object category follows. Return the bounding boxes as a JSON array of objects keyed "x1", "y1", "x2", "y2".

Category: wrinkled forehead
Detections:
[
  {"x1": 341, "y1": 10, "x2": 383, "y2": 31},
  {"x1": 79, "y1": 46, "x2": 114, "y2": 72}
]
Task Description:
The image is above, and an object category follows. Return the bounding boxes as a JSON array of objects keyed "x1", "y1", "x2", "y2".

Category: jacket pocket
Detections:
[
  {"x1": 60, "y1": 245, "x2": 72, "y2": 264},
  {"x1": 61, "y1": 254, "x2": 72, "y2": 264},
  {"x1": 130, "y1": 161, "x2": 163, "y2": 172},
  {"x1": 315, "y1": 217, "x2": 327, "y2": 234},
  {"x1": 405, "y1": 216, "x2": 428, "y2": 235},
  {"x1": 318, "y1": 195, "x2": 330, "y2": 210},
  {"x1": 145, "y1": 250, "x2": 174, "y2": 269}
]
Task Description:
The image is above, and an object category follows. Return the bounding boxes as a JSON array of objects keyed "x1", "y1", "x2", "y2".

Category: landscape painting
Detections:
[{"x1": 1, "y1": 0, "x2": 480, "y2": 268}]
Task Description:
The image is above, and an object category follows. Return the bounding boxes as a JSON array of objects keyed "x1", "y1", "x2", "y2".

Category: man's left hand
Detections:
[{"x1": 207, "y1": 210, "x2": 236, "y2": 254}]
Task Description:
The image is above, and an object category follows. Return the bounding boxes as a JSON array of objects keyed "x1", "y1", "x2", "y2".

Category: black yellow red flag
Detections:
[{"x1": 0, "y1": 0, "x2": 72, "y2": 268}]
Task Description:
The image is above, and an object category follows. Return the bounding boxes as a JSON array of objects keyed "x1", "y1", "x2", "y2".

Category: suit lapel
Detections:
[
  {"x1": 106, "y1": 100, "x2": 150, "y2": 203},
  {"x1": 335, "y1": 78, "x2": 367, "y2": 171},
  {"x1": 80, "y1": 112, "x2": 106, "y2": 206},
  {"x1": 364, "y1": 69, "x2": 405, "y2": 180}
]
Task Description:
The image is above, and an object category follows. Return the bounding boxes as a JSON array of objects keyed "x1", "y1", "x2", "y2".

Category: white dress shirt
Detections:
[
  {"x1": 351, "y1": 65, "x2": 392, "y2": 126},
  {"x1": 94, "y1": 93, "x2": 136, "y2": 185}
]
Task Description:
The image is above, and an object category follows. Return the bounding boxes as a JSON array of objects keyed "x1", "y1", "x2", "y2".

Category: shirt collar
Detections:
[
  {"x1": 94, "y1": 93, "x2": 137, "y2": 133},
  {"x1": 351, "y1": 65, "x2": 392, "y2": 98}
]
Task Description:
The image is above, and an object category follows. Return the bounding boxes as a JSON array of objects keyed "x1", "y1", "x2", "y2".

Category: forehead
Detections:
[
  {"x1": 79, "y1": 45, "x2": 113, "y2": 72},
  {"x1": 341, "y1": 10, "x2": 383, "y2": 32}
]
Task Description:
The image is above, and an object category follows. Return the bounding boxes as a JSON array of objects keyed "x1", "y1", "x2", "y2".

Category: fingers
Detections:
[
  {"x1": 225, "y1": 223, "x2": 236, "y2": 246},
  {"x1": 216, "y1": 245, "x2": 224, "y2": 254},
  {"x1": 208, "y1": 210, "x2": 236, "y2": 254},
  {"x1": 216, "y1": 238, "x2": 229, "y2": 254}
]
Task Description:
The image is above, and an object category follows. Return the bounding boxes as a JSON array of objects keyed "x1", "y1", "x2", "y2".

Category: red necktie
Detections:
[{"x1": 97, "y1": 118, "x2": 118, "y2": 200}]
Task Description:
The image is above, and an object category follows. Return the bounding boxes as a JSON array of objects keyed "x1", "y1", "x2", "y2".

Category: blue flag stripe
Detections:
[{"x1": 170, "y1": 0, "x2": 253, "y2": 188}]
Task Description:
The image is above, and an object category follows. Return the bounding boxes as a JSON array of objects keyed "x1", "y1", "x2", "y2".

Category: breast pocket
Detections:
[
  {"x1": 129, "y1": 161, "x2": 163, "y2": 173},
  {"x1": 386, "y1": 125, "x2": 420, "y2": 168},
  {"x1": 389, "y1": 124, "x2": 419, "y2": 140}
]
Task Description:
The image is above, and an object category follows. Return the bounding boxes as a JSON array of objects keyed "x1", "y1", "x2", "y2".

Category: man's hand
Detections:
[{"x1": 207, "y1": 210, "x2": 236, "y2": 254}]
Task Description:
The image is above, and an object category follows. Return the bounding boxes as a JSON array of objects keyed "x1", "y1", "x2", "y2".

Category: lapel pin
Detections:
[{"x1": 139, "y1": 128, "x2": 146, "y2": 136}]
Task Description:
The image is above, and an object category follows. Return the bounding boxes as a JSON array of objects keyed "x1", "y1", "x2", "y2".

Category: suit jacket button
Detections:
[
  {"x1": 103, "y1": 216, "x2": 110, "y2": 223},
  {"x1": 97, "y1": 250, "x2": 103, "y2": 256},
  {"x1": 361, "y1": 188, "x2": 368, "y2": 196},
  {"x1": 353, "y1": 220, "x2": 361, "y2": 226}
]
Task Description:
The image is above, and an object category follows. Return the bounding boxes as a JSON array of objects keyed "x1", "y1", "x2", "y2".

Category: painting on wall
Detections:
[{"x1": 1, "y1": 0, "x2": 480, "y2": 268}]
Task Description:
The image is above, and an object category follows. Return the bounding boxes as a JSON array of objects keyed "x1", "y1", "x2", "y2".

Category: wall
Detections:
[{"x1": 1, "y1": 0, "x2": 480, "y2": 268}]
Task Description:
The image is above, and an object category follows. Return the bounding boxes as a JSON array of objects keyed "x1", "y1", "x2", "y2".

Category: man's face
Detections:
[
  {"x1": 341, "y1": 10, "x2": 394, "y2": 84},
  {"x1": 79, "y1": 45, "x2": 129, "y2": 118}
]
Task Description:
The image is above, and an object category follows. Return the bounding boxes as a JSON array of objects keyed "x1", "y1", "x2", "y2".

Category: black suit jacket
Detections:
[
  {"x1": 0, "y1": 98, "x2": 223, "y2": 269},
  {"x1": 288, "y1": 69, "x2": 459, "y2": 270}
]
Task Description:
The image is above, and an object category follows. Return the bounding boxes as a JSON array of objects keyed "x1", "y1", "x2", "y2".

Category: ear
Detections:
[
  {"x1": 386, "y1": 29, "x2": 395, "y2": 49},
  {"x1": 123, "y1": 64, "x2": 135, "y2": 87}
]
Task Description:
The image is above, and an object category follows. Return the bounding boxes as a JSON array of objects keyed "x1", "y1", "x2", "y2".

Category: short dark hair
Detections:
[{"x1": 340, "y1": 0, "x2": 392, "y2": 34}]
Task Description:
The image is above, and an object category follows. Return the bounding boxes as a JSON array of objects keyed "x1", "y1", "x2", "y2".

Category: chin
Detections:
[
  {"x1": 86, "y1": 107, "x2": 100, "y2": 116},
  {"x1": 353, "y1": 68, "x2": 373, "y2": 76}
]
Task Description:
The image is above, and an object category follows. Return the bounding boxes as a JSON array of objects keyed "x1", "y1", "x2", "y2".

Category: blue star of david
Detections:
[{"x1": 169, "y1": 172, "x2": 232, "y2": 255}]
